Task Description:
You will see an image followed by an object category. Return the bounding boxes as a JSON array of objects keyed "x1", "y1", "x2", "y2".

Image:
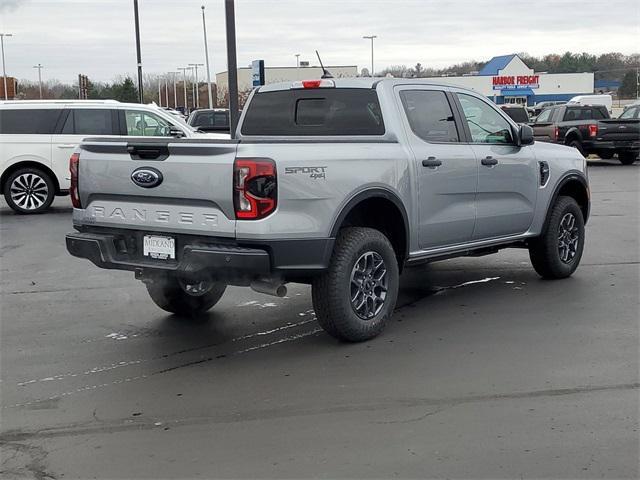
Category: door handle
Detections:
[
  {"x1": 57, "y1": 144, "x2": 76, "y2": 148},
  {"x1": 422, "y1": 157, "x2": 442, "y2": 168},
  {"x1": 127, "y1": 145, "x2": 168, "y2": 160},
  {"x1": 481, "y1": 156, "x2": 498, "y2": 166}
]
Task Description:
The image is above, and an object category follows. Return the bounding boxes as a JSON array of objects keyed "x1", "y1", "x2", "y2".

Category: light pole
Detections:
[
  {"x1": 225, "y1": 0, "x2": 239, "y2": 136},
  {"x1": 189, "y1": 63, "x2": 204, "y2": 109},
  {"x1": 1, "y1": 33, "x2": 13, "y2": 100},
  {"x1": 170, "y1": 71, "x2": 179, "y2": 108},
  {"x1": 295, "y1": 53, "x2": 300, "y2": 79},
  {"x1": 201, "y1": 5, "x2": 214, "y2": 108},
  {"x1": 157, "y1": 77, "x2": 162, "y2": 106},
  {"x1": 362, "y1": 35, "x2": 377, "y2": 77},
  {"x1": 186, "y1": 66, "x2": 194, "y2": 109},
  {"x1": 164, "y1": 75, "x2": 169, "y2": 106},
  {"x1": 133, "y1": 0, "x2": 144, "y2": 102},
  {"x1": 33, "y1": 63, "x2": 44, "y2": 99},
  {"x1": 178, "y1": 67, "x2": 189, "y2": 112}
]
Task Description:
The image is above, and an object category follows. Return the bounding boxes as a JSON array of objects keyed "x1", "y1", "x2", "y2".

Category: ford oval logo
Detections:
[{"x1": 131, "y1": 167, "x2": 163, "y2": 188}]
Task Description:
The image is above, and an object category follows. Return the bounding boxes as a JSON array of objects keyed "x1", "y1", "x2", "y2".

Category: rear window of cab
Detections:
[{"x1": 241, "y1": 88, "x2": 385, "y2": 136}]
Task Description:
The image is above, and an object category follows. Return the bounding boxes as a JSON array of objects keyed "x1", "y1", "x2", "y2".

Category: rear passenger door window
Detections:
[
  {"x1": 399, "y1": 90, "x2": 459, "y2": 143},
  {"x1": 563, "y1": 108, "x2": 588, "y2": 121},
  {"x1": 456, "y1": 93, "x2": 514, "y2": 144},
  {"x1": 69, "y1": 109, "x2": 116, "y2": 135}
]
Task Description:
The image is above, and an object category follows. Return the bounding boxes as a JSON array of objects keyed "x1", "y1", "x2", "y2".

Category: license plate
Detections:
[{"x1": 143, "y1": 235, "x2": 175, "y2": 260}]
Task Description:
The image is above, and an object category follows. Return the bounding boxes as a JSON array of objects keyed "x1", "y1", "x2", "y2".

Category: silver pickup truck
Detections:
[{"x1": 66, "y1": 78, "x2": 590, "y2": 342}]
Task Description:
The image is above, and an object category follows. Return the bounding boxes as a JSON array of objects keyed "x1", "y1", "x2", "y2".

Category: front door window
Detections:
[
  {"x1": 125, "y1": 111, "x2": 173, "y2": 136},
  {"x1": 457, "y1": 93, "x2": 514, "y2": 144}
]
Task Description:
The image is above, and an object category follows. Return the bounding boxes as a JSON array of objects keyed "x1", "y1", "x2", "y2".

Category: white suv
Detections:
[{"x1": 0, "y1": 100, "x2": 227, "y2": 214}]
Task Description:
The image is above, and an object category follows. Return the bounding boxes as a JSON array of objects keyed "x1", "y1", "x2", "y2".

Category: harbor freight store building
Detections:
[{"x1": 426, "y1": 54, "x2": 594, "y2": 106}]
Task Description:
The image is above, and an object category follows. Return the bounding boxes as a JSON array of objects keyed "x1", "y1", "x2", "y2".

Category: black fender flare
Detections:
[
  {"x1": 547, "y1": 173, "x2": 590, "y2": 226},
  {"x1": 329, "y1": 187, "x2": 410, "y2": 261},
  {"x1": 563, "y1": 127, "x2": 583, "y2": 144}
]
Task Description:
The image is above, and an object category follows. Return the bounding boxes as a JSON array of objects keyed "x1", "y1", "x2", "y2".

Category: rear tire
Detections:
[
  {"x1": 568, "y1": 139, "x2": 586, "y2": 158},
  {"x1": 312, "y1": 227, "x2": 399, "y2": 342},
  {"x1": 3, "y1": 167, "x2": 55, "y2": 214},
  {"x1": 529, "y1": 196, "x2": 585, "y2": 279},
  {"x1": 618, "y1": 151, "x2": 638, "y2": 165},
  {"x1": 146, "y1": 274, "x2": 226, "y2": 316}
]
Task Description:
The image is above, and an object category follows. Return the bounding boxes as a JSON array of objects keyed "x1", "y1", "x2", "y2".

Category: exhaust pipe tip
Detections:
[{"x1": 250, "y1": 279, "x2": 287, "y2": 298}]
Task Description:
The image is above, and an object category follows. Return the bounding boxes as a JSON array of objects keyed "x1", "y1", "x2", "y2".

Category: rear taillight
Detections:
[
  {"x1": 233, "y1": 158, "x2": 277, "y2": 220},
  {"x1": 588, "y1": 124, "x2": 598, "y2": 137},
  {"x1": 69, "y1": 152, "x2": 81, "y2": 208},
  {"x1": 554, "y1": 126, "x2": 560, "y2": 141}
]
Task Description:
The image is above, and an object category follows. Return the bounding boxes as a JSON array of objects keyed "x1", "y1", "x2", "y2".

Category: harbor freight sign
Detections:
[{"x1": 492, "y1": 75, "x2": 540, "y2": 90}]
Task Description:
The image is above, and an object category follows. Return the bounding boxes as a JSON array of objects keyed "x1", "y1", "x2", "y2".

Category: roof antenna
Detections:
[{"x1": 316, "y1": 50, "x2": 334, "y2": 79}]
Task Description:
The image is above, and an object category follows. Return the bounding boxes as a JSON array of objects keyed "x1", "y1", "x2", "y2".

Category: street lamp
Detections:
[
  {"x1": 362, "y1": 35, "x2": 377, "y2": 77},
  {"x1": 189, "y1": 63, "x2": 204, "y2": 109},
  {"x1": 164, "y1": 74, "x2": 169, "y2": 107},
  {"x1": 201, "y1": 5, "x2": 214, "y2": 109},
  {"x1": 177, "y1": 67, "x2": 189, "y2": 112},
  {"x1": 185, "y1": 66, "x2": 195, "y2": 109},
  {"x1": 169, "y1": 71, "x2": 180, "y2": 108},
  {"x1": 1, "y1": 33, "x2": 13, "y2": 100},
  {"x1": 295, "y1": 53, "x2": 300, "y2": 79},
  {"x1": 33, "y1": 64, "x2": 44, "y2": 99},
  {"x1": 133, "y1": 0, "x2": 144, "y2": 102},
  {"x1": 157, "y1": 76, "x2": 162, "y2": 106}
]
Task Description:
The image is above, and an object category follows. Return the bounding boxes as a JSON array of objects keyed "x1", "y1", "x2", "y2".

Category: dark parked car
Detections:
[
  {"x1": 500, "y1": 105, "x2": 530, "y2": 124},
  {"x1": 532, "y1": 104, "x2": 639, "y2": 164},
  {"x1": 619, "y1": 104, "x2": 640, "y2": 119},
  {"x1": 187, "y1": 108, "x2": 231, "y2": 132}
]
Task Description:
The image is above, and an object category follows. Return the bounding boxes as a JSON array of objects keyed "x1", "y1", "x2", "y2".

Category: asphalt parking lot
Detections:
[{"x1": 1, "y1": 160, "x2": 638, "y2": 479}]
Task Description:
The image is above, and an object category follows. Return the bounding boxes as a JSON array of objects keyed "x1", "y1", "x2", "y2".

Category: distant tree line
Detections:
[
  {"x1": 16, "y1": 76, "x2": 141, "y2": 102},
  {"x1": 14, "y1": 51, "x2": 640, "y2": 101}
]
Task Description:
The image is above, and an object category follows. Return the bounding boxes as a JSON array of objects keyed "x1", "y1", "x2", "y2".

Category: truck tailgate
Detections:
[
  {"x1": 75, "y1": 139, "x2": 238, "y2": 237},
  {"x1": 598, "y1": 119, "x2": 640, "y2": 142}
]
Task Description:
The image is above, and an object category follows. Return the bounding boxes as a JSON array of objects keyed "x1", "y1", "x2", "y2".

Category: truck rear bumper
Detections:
[
  {"x1": 66, "y1": 229, "x2": 334, "y2": 280},
  {"x1": 585, "y1": 140, "x2": 640, "y2": 152}
]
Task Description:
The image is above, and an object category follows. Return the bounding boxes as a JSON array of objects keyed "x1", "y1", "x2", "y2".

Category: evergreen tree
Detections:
[
  {"x1": 111, "y1": 77, "x2": 139, "y2": 103},
  {"x1": 619, "y1": 71, "x2": 638, "y2": 99}
]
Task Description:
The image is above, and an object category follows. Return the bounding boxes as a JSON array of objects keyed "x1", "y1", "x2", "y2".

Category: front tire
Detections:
[
  {"x1": 312, "y1": 227, "x2": 399, "y2": 342},
  {"x1": 3, "y1": 167, "x2": 55, "y2": 214},
  {"x1": 618, "y1": 151, "x2": 638, "y2": 165},
  {"x1": 529, "y1": 196, "x2": 585, "y2": 279},
  {"x1": 146, "y1": 274, "x2": 226, "y2": 316}
]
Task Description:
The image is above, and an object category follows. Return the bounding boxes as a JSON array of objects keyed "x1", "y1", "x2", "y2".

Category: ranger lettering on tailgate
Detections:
[{"x1": 90, "y1": 205, "x2": 218, "y2": 227}]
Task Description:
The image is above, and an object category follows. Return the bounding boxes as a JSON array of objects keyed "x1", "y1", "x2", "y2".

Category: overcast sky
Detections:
[{"x1": 1, "y1": 0, "x2": 638, "y2": 84}]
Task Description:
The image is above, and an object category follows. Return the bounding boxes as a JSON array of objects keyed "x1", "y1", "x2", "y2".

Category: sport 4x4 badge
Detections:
[{"x1": 284, "y1": 166, "x2": 327, "y2": 180}]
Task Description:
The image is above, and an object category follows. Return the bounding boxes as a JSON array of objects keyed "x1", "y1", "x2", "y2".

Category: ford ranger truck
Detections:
[{"x1": 66, "y1": 78, "x2": 590, "y2": 342}]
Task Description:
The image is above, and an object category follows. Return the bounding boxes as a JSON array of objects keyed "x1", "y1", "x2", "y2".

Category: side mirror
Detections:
[
  {"x1": 169, "y1": 126, "x2": 185, "y2": 138},
  {"x1": 518, "y1": 124, "x2": 534, "y2": 146}
]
